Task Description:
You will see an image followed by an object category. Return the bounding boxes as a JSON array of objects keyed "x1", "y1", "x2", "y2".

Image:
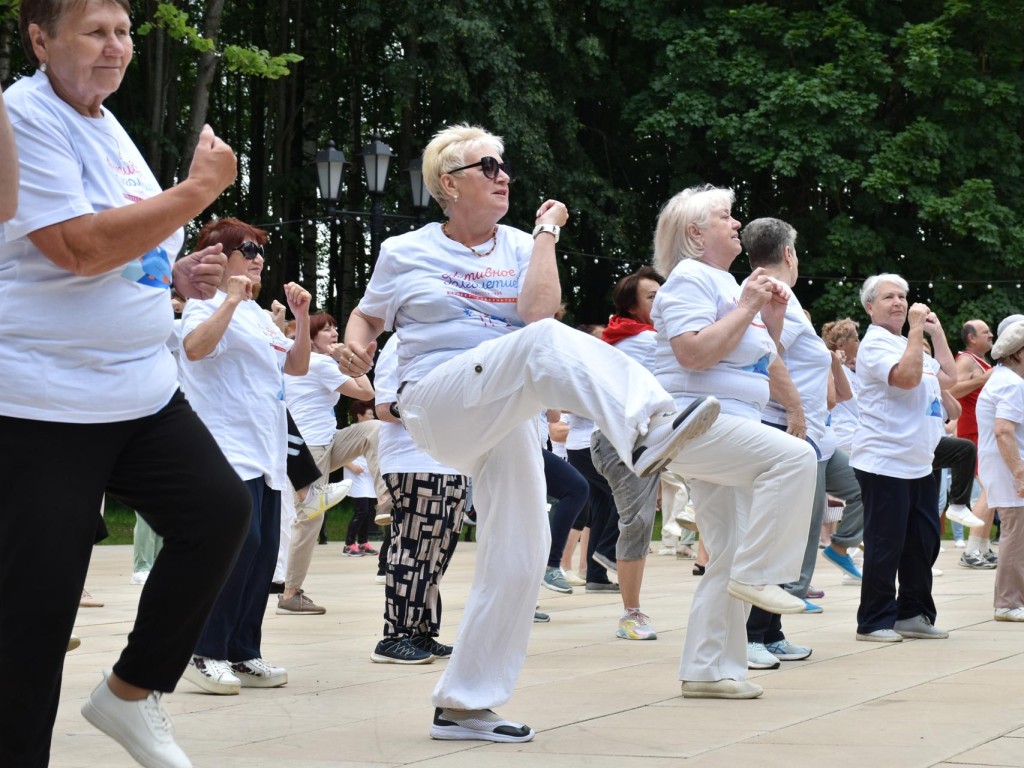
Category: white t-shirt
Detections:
[
  {"x1": 0, "y1": 71, "x2": 183, "y2": 422},
  {"x1": 652, "y1": 258, "x2": 776, "y2": 420},
  {"x1": 285, "y1": 352, "x2": 349, "y2": 445},
  {"x1": 344, "y1": 455, "x2": 377, "y2": 498},
  {"x1": 178, "y1": 294, "x2": 291, "y2": 489},
  {"x1": 357, "y1": 222, "x2": 533, "y2": 385},
  {"x1": 613, "y1": 329, "x2": 657, "y2": 372},
  {"x1": 830, "y1": 366, "x2": 860, "y2": 452},
  {"x1": 375, "y1": 334, "x2": 460, "y2": 475},
  {"x1": 850, "y1": 324, "x2": 944, "y2": 479},
  {"x1": 977, "y1": 365, "x2": 1024, "y2": 508},
  {"x1": 565, "y1": 413, "x2": 597, "y2": 451},
  {"x1": 761, "y1": 292, "x2": 834, "y2": 460}
]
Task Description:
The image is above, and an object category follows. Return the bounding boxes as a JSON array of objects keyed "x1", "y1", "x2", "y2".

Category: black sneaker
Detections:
[
  {"x1": 370, "y1": 637, "x2": 435, "y2": 664},
  {"x1": 430, "y1": 707, "x2": 534, "y2": 742},
  {"x1": 410, "y1": 635, "x2": 453, "y2": 658}
]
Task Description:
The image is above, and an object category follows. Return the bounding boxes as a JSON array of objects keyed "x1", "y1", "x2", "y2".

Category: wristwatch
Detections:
[{"x1": 532, "y1": 223, "x2": 560, "y2": 243}]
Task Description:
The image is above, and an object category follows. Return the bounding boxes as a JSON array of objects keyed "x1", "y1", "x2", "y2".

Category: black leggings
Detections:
[
  {"x1": 346, "y1": 497, "x2": 377, "y2": 545},
  {"x1": 0, "y1": 392, "x2": 250, "y2": 767}
]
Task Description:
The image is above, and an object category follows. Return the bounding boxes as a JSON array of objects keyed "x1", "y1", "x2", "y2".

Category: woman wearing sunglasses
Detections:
[
  {"x1": 177, "y1": 217, "x2": 312, "y2": 695},
  {"x1": 343, "y1": 123, "x2": 721, "y2": 743}
]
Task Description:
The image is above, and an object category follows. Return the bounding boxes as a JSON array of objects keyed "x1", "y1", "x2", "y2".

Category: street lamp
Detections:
[
  {"x1": 360, "y1": 136, "x2": 394, "y2": 265},
  {"x1": 407, "y1": 158, "x2": 432, "y2": 224},
  {"x1": 314, "y1": 140, "x2": 347, "y2": 312}
]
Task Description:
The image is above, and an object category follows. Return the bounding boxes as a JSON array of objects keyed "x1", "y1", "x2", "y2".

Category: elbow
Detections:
[{"x1": 184, "y1": 345, "x2": 204, "y2": 362}]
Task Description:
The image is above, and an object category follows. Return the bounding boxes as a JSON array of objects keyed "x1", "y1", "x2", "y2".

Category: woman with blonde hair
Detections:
[{"x1": 344, "y1": 124, "x2": 719, "y2": 740}]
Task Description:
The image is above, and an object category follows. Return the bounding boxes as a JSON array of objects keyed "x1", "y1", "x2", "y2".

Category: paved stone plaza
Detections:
[{"x1": 54, "y1": 541, "x2": 1023, "y2": 767}]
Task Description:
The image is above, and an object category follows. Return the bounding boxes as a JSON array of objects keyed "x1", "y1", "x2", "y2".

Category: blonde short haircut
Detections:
[
  {"x1": 421, "y1": 123, "x2": 504, "y2": 215},
  {"x1": 653, "y1": 184, "x2": 735, "y2": 277}
]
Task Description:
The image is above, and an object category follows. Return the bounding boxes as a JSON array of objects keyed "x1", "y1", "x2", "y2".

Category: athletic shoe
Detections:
[
  {"x1": 984, "y1": 549, "x2": 998, "y2": 565},
  {"x1": 932, "y1": 567, "x2": 944, "y2": 577},
  {"x1": 953, "y1": 539, "x2": 966, "y2": 548},
  {"x1": 681, "y1": 679, "x2": 763, "y2": 699},
  {"x1": 129, "y1": 571, "x2": 149, "y2": 586},
  {"x1": 960, "y1": 550, "x2": 997, "y2": 569},
  {"x1": 821, "y1": 545, "x2": 863, "y2": 579},
  {"x1": 994, "y1": 607, "x2": 1024, "y2": 622},
  {"x1": 299, "y1": 479, "x2": 352, "y2": 520},
  {"x1": 542, "y1": 566, "x2": 573, "y2": 593},
  {"x1": 342, "y1": 544, "x2": 364, "y2": 557},
  {"x1": 360, "y1": 542, "x2": 379, "y2": 555},
  {"x1": 585, "y1": 581, "x2": 620, "y2": 593},
  {"x1": 747, "y1": 642, "x2": 781, "y2": 669},
  {"x1": 657, "y1": 535, "x2": 678, "y2": 555},
  {"x1": 230, "y1": 658, "x2": 288, "y2": 688},
  {"x1": 765, "y1": 639, "x2": 812, "y2": 660},
  {"x1": 632, "y1": 397, "x2": 720, "y2": 477},
  {"x1": 80, "y1": 589, "x2": 103, "y2": 608},
  {"x1": 67, "y1": 635, "x2": 81, "y2": 653},
  {"x1": 894, "y1": 614, "x2": 948, "y2": 639},
  {"x1": 856, "y1": 629, "x2": 903, "y2": 642},
  {"x1": 182, "y1": 656, "x2": 241, "y2": 695},
  {"x1": 806, "y1": 587, "x2": 825, "y2": 599},
  {"x1": 430, "y1": 707, "x2": 534, "y2": 742},
  {"x1": 410, "y1": 635, "x2": 453, "y2": 658},
  {"x1": 533, "y1": 610, "x2": 551, "y2": 623},
  {"x1": 374, "y1": 573, "x2": 386, "y2": 584},
  {"x1": 563, "y1": 570, "x2": 586, "y2": 586},
  {"x1": 802, "y1": 599, "x2": 824, "y2": 614},
  {"x1": 617, "y1": 609, "x2": 657, "y2": 640},
  {"x1": 727, "y1": 581, "x2": 805, "y2": 614},
  {"x1": 81, "y1": 673, "x2": 191, "y2": 768},
  {"x1": 944, "y1": 503, "x2": 985, "y2": 528},
  {"x1": 371, "y1": 637, "x2": 434, "y2": 664},
  {"x1": 592, "y1": 551, "x2": 617, "y2": 573},
  {"x1": 276, "y1": 590, "x2": 326, "y2": 615}
]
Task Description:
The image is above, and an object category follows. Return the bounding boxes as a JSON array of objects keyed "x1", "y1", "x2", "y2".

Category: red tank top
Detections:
[{"x1": 955, "y1": 350, "x2": 991, "y2": 438}]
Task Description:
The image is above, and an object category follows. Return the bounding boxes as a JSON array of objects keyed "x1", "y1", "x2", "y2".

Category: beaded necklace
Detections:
[{"x1": 442, "y1": 221, "x2": 498, "y2": 258}]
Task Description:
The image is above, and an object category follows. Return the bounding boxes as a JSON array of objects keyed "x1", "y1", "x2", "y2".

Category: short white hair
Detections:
[
  {"x1": 421, "y1": 123, "x2": 504, "y2": 215},
  {"x1": 653, "y1": 185, "x2": 735, "y2": 276},
  {"x1": 860, "y1": 273, "x2": 909, "y2": 311}
]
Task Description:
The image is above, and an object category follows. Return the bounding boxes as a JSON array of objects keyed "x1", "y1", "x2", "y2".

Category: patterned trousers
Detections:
[{"x1": 383, "y1": 472, "x2": 466, "y2": 639}]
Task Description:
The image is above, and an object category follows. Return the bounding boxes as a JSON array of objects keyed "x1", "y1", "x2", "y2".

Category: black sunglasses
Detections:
[
  {"x1": 234, "y1": 241, "x2": 265, "y2": 260},
  {"x1": 448, "y1": 156, "x2": 513, "y2": 183}
]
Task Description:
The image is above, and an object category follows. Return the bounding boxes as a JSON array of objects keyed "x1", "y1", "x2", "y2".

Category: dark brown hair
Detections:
[{"x1": 612, "y1": 266, "x2": 665, "y2": 320}]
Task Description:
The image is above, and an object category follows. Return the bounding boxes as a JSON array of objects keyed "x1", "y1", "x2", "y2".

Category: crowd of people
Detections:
[{"x1": 1, "y1": 2, "x2": 1021, "y2": 766}]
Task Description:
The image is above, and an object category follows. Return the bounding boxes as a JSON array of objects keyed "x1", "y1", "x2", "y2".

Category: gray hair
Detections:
[
  {"x1": 742, "y1": 217, "x2": 797, "y2": 271},
  {"x1": 860, "y1": 273, "x2": 909, "y2": 311},
  {"x1": 421, "y1": 123, "x2": 504, "y2": 215},
  {"x1": 653, "y1": 184, "x2": 735, "y2": 277}
]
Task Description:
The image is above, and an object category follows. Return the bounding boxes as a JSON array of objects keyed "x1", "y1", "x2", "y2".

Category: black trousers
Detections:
[
  {"x1": 567, "y1": 447, "x2": 619, "y2": 582},
  {"x1": 0, "y1": 392, "x2": 250, "y2": 767},
  {"x1": 346, "y1": 497, "x2": 376, "y2": 545},
  {"x1": 932, "y1": 435, "x2": 976, "y2": 507}
]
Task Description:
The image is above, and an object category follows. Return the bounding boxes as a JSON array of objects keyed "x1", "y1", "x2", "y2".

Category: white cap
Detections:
[{"x1": 997, "y1": 314, "x2": 1024, "y2": 336}]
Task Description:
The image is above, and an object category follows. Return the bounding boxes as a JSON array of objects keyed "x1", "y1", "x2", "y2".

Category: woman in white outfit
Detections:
[
  {"x1": 650, "y1": 184, "x2": 817, "y2": 700},
  {"x1": 344, "y1": 124, "x2": 720, "y2": 742}
]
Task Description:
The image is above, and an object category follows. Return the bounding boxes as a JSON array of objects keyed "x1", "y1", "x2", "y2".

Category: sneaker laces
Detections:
[
  {"x1": 624, "y1": 609, "x2": 652, "y2": 627},
  {"x1": 244, "y1": 658, "x2": 274, "y2": 675},
  {"x1": 141, "y1": 692, "x2": 175, "y2": 740}
]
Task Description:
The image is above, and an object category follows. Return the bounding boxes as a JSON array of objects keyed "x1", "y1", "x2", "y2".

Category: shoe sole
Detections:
[
  {"x1": 681, "y1": 685, "x2": 763, "y2": 699},
  {"x1": 958, "y1": 562, "x2": 997, "y2": 569},
  {"x1": 616, "y1": 630, "x2": 657, "y2": 640},
  {"x1": 634, "y1": 397, "x2": 720, "y2": 477},
  {"x1": 541, "y1": 580, "x2": 573, "y2": 594},
  {"x1": 769, "y1": 649, "x2": 813, "y2": 661},
  {"x1": 855, "y1": 633, "x2": 902, "y2": 643},
  {"x1": 746, "y1": 661, "x2": 781, "y2": 670},
  {"x1": 370, "y1": 652, "x2": 435, "y2": 665},
  {"x1": 182, "y1": 665, "x2": 241, "y2": 695},
  {"x1": 430, "y1": 725, "x2": 535, "y2": 743},
  {"x1": 894, "y1": 630, "x2": 949, "y2": 639},
  {"x1": 275, "y1": 607, "x2": 327, "y2": 615},
  {"x1": 995, "y1": 614, "x2": 1024, "y2": 622},
  {"x1": 237, "y1": 674, "x2": 288, "y2": 688},
  {"x1": 727, "y1": 584, "x2": 806, "y2": 615},
  {"x1": 82, "y1": 699, "x2": 175, "y2": 768}
]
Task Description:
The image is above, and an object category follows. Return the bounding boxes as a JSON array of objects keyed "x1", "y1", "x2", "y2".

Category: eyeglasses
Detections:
[
  {"x1": 447, "y1": 156, "x2": 513, "y2": 183},
  {"x1": 233, "y1": 241, "x2": 265, "y2": 260}
]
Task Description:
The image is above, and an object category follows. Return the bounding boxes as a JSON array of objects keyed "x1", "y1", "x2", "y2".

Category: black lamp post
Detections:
[
  {"x1": 360, "y1": 136, "x2": 394, "y2": 266},
  {"x1": 314, "y1": 140, "x2": 346, "y2": 310},
  {"x1": 407, "y1": 158, "x2": 432, "y2": 225}
]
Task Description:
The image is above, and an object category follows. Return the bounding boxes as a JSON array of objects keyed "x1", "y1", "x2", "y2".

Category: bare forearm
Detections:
[
  {"x1": 831, "y1": 357, "x2": 853, "y2": 402},
  {"x1": 930, "y1": 332, "x2": 957, "y2": 389},
  {"x1": 670, "y1": 305, "x2": 759, "y2": 371},
  {"x1": 183, "y1": 295, "x2": 239, "y2": 360},
  {"x1": 517, "y1": 237, "x2": 561, "y2": 323},
  {"x1": 769, "y1": 357, "x2": 806, "y2": 436},
  {"x1": 340, "y1": 376, "x2": 375, "y2": 400},
  {"x1": 284, "y1": 315, "x2": 311, "y2": 375},
  {"x1": 889, "y1": 328, "x2": 925, "y2": 388},
  {"x1": 995, "y1": 421, "x2": 1024, "y2": 478}
]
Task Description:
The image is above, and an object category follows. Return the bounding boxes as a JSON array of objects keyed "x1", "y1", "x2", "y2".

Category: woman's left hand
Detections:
[
  {"x1": 172, "y1": 245, "x2": 227, "y2": 300},
  {"x1": 535, "y1": 199, "x2": 569, "y2": 227},
  {"x1": 283, "y1": 282, "x2": 311, "y2": 318}
]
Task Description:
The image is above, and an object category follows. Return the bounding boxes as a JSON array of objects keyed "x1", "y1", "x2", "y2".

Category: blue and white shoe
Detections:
[
  {"x1": 801, "y1": 599, "x2": 823, "y2": 614},
  {"x1": 822, "y1": 545, "x2": 863, "y2": 579},
  {"x1": 765, "y1": 639, "x2": 813, "y2": 661},
  {"x1": 747, "y1": 642, "x2": 781, "y2": 670}
]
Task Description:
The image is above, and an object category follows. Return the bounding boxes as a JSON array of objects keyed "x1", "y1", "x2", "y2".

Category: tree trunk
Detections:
[{"x1": 178, "y1": 0, "x2": 225, "y2": 179}]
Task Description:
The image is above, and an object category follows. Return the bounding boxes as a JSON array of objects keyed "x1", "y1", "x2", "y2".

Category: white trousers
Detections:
[
  {"x1": 667, "y1": 414, "x2": 816, "y2": 682},
  {"x1": 399, "y1": 319, "x2": 675, "y2": 709}
]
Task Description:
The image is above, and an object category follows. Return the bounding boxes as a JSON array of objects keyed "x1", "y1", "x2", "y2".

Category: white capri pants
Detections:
[{"x1": 398, "y1": 318, "x2": 675, "y2": 709}]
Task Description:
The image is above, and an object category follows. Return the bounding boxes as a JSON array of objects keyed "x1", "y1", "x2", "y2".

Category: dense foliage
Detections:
[{"x1": 2, "y1": 0, "x2": 1023, "y2": 338}]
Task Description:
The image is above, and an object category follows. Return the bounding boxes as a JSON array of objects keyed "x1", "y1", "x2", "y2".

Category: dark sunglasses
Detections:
[
  {"x1": 234, "y1": 241, "x2": 265, "y2": 260},
  {"x1": 448, "y1": 156, "x2": 513, "y2": 183}
]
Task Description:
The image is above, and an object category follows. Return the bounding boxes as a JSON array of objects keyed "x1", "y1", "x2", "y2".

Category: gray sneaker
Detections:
[
  {"x1": 894, "y1": 614, "x2": 949, "y2": 639},
  {"x1": 276, "y1": 590, "x2": 326, "y2": 615},
  {"x1": 959, "y1": 550, "x2": 997, "y2": 569},
  {"x1": 585, "y1": 581, "x2": 620, "y2": 593},
  {"x1": 542, "y1": 566, "x2": 573, "y2": 593}
]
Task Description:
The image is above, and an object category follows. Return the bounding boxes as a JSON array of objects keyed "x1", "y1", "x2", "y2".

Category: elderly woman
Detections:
[
  {"x1": 850, "y1": 274, "x2": 956, "y2": 642},
  {"x1": 590, "y1": 266, "x2": 668, "y2": 640},
  {"x1": 177, "y1": 218, "x2": 311, "y2": 694},
  {"x1": 344, "y1": 124, "x2": 719, "y2": 741},
  {"x1": 278, "y1": 312, "x2": 382, "y2": 615},
  {"x1": 976, "y1": 320, "x2": 1024, "y2": 622},
  {"x1": 0, "y1": 1, "x2": 246, "y2": 766},
  {"x1": 649, "y1": 185, "x2": 817, "y2": 700}
]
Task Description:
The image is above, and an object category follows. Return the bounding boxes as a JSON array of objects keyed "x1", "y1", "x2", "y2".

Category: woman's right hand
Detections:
[
  {"x1": 738, "y1": 268, "x2": 774, "y2": 312},
  {"x1": 535, "y1": 199, "x2": 569, "y2": 227},
  {"x1": 224, "y1": 274, "x2": 252, "y2": 304},
  {"x1": 188, "y1": 124, "x2": 237, "y2": 200},
  {"x1": 908, "y1": 303, "x2": 930, "y2": 330}
]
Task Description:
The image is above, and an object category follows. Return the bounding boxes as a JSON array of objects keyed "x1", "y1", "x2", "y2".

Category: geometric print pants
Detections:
[{"x1": 382, "y1": 472, "x2": 466, "y2": 639}]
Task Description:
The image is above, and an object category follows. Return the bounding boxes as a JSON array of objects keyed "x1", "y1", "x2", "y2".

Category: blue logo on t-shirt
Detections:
[
  {"x1": 929, "y1": 397, "x2": 943, "y2": 418},
  {"x1": 120, "y1": 246, "x2": 172, "y2": 289},
  {"x1": 742, "y1": 353, "x2": 772, "y2": 378}
]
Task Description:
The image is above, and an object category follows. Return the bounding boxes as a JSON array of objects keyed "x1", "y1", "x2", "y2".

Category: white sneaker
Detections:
[
  {"x1": 954, "y1": 539, "x2": 966, "y2": 549},
  {"x1": 81, "y1": 673, "x2": 191, "y2": 768},
  {"x1": 299, "y1": 480, "x2": 353, "y2": 520},
  {"x1": 230, "y1": 658, "x2": 287, "y2": 688},
  {"x1": 994, "y1": 607, "x2": 1024, "y2": 622},
  {"x1": 945, "y1": 504, "x2": 985, "y2": 528},
  {"x1": 130, "y1": 571, "x2": 150, "y2": 586},
  {"x1": 182, "y1": 655, "x2": 240, "y2": 695},
  {"x1": 632, "y1": 397, "x2": 720, "y2": 477},
  {"x1": 932, "y1": 566, "x2": 944, "y2": 577}
]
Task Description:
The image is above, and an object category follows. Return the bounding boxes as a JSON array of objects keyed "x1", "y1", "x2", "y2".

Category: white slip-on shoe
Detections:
[
  {"x1": 727, "y1": 580, "x2": 806, "y2": 614},
  {"x1": 632, "y1": 397, "x2": 720, "y2": 477},
  {"x1": 681, "y1": 679, "x2": 763, "y2": 699}
]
